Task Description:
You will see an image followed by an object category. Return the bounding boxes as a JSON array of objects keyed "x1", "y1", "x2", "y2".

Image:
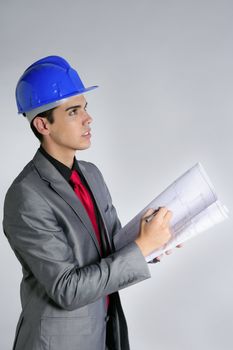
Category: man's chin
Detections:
[{"x1": 75, "y1": 143, "x2": 91, "y2": 151}]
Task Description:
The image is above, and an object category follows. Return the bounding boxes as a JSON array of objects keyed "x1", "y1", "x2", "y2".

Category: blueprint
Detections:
[{"x1": 114, "y1": 163, "x2": 229, "y2": 262}]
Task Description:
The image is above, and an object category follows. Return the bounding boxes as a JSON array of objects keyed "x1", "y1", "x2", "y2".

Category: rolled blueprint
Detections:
[{"x1": 114, "y1": 163, "x2": 229, "y2": 261}]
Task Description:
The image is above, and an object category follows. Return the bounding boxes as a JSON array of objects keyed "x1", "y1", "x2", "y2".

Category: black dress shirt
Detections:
[{"x1": 39, "y1": 146, "x2": 83, "y2": 185}]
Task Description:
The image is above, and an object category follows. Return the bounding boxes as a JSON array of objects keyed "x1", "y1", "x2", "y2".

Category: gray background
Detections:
[{"x1": 0, "y1": 0, "x2": 232, "y2": 349}]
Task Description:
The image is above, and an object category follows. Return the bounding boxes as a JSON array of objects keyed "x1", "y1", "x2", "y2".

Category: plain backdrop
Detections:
[{"x1": 0, "y1": 0, "x2": 233, "y2": 349}]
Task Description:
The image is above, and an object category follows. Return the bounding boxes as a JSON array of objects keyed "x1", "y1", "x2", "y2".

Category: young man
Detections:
[{"x1": 3, "y1": 56, "x2": 174, "y2": 350}]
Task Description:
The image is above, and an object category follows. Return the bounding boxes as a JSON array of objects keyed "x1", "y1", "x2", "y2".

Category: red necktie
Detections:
[
  {"x1": 70, "y1": 169, "x2": 110, "y2": 309},
  {"x1": 70, "y1": 170, "x2": 102, "y2": 250}
]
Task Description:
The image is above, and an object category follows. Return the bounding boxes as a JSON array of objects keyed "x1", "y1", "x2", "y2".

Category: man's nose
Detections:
[{"x1": 84, "y1": 112, "x2": 93, "y2": 125}]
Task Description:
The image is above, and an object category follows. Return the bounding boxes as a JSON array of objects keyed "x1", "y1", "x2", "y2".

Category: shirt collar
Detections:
[{"x1": 39, "y1": 146, "x2": 80, "y2": 183}]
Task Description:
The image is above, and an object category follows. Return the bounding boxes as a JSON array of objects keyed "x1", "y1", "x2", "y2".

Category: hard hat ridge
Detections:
[{"x1": 25, "y1": 55, "x2": 70, "y2": 71}]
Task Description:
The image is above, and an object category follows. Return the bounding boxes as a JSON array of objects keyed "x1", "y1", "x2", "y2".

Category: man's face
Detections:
[{"x1": 44, "y1": 94, "x2": 92, "y2": 152}]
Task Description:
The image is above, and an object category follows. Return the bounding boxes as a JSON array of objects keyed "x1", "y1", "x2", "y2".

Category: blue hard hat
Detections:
[{"x1": 15, "y1": 55, "x2": 98, "y2": 121}]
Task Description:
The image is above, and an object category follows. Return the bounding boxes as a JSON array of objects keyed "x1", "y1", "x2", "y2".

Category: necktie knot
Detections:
[{"x1": 70, "y1": 170, "x2": 82, "y2": 187}]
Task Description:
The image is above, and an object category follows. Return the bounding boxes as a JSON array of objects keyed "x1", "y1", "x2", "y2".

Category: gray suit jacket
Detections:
[{"x1": 3, "y1": 150, "x2": 151, "y2": 350}]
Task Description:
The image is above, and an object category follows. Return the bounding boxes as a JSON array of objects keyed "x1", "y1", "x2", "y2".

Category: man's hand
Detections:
[{"x1": 135, "y1": 207, "x2": 172, "y2": 257}]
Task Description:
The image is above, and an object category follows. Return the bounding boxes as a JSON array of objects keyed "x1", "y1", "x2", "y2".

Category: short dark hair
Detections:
[{"x1": 26, "y1": 107, "x2": 56, "y2": 142}]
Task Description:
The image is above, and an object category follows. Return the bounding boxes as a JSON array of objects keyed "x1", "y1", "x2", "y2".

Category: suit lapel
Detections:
[
  {"x1": 78, "y1": 162, "x2": 113, "y2": 252},
  {"x1": 32, "y1": 150, "x2": 101, "y2": 256}
]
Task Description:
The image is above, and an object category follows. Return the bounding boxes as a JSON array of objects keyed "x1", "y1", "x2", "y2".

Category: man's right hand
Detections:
[{"x1": 135, "y1": 207, "x2": 172, "y2": 257}]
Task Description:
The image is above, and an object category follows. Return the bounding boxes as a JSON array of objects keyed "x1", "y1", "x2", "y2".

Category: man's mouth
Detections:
[{"x1": 82, "y1": 129, "x2": 91, "y2": 136}]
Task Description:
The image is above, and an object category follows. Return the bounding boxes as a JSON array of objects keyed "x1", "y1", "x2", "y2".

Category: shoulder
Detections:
[
  {"x1": 78, "y1": 160, "x2": 101, "y2": 172},
  {"x1": 78, "y1": 160, "x2": 105, "y2": 181},
  {"x1": 10, "y1": 160, "x2": 35, "y2": 186},
  {"x1": 3, "y1": 159, "x2": 46, "y2": 211},
  {"x1": 3, "y1": 160, "x2": 57, "y2": 233}
]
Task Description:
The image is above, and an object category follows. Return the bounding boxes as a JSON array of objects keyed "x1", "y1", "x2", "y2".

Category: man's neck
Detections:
[{"x1": 41, "y1": 143, "x2": 76, "y2": 169}]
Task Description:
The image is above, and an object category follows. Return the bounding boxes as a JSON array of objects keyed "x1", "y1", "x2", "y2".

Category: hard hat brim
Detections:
[{"x1": 24, "y1": 85, "x2": 98, "y2": 123}]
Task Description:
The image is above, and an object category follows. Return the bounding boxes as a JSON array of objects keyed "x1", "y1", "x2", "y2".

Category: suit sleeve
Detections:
[{"x1": 3, "y1": 181, "x2": 151, "y2": 311}]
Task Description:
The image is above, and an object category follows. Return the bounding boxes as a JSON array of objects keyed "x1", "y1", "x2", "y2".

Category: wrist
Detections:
[{"x1": 135, "y1": 238, "x2": 148, "y2": 257}]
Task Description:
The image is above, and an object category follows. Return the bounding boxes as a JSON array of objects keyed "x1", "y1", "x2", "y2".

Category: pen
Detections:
[{"x1": 144, "y1": 208, "x2": 160, "y2": 223}]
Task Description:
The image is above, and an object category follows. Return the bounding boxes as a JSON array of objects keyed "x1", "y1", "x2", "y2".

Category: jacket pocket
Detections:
[
  {"x1": 104, "y1": 204, "x2": 109, "y2": 213},
  {"x1": 40, "y1": 316, "x2": 92, "y2": 336},
  {"x1": 42, "y1": 304, "x2": 89, "y2": 318}
]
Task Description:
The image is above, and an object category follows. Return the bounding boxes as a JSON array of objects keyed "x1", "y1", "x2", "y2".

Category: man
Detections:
[{"x1": 3, "y1": 55, "x2": 175, "y2": 350}]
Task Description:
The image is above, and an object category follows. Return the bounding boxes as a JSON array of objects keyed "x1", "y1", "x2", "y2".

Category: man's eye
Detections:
[{"x1": 69, "y1": 109, "x2": 77, "y2": 116}]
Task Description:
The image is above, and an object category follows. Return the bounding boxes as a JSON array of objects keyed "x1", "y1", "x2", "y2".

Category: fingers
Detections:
[
  {"x1": 143, "y1": 207, "x2": 171, "y2": 221},
  {"x1": 155, "y1": 207, "x2": 169, "y2": 220},
  {"x1": 142, "y1": 208, "x2": 155, "y2": 219},
  {"x1": 142, "y1": 207, "x2": 172, "y2": 229},
  {"x1": 176, "y1": 243, "x2": 184, "y2": 248},
  {"x1": 163, "y1": 210, "x2": 173, "y2": 225},
  {"x1": 156, "y1": 254, "x2": 164, "y2": 261},
  {"x1": 164, "y1": 244, "x2": 184, "y2": 256}
]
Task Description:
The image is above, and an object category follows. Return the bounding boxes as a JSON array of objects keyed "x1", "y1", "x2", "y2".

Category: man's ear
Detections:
[{"x1": 32, "y1": 116, "x2": 50, "y2": 136}]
